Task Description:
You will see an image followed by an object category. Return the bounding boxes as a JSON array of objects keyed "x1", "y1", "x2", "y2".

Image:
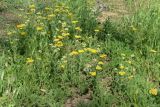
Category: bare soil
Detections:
[
  {"x1": 97, "y1": 0, "x2": 129, "y2": 23},
  {"x1": 0, "y1": 11, "x2": 19, "y2": 37}
]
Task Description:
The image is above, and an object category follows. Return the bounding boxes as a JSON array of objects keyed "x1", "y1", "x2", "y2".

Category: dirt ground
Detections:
[
  {"x1": 0, "y1": 11, "x2": 19, "y2": 37},
  {"x1": 96, "y1": 0, "x2": 129, "y2": 22}
]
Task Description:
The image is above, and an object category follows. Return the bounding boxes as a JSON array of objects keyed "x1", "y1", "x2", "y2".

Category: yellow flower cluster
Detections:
[
  {"x1": 29, "y1": 4, "x2": 36, "y2": 13},
  {"x1": 89, "y1": 71, "x2": 96, "y2": 77},
  {"x1": 15, "y1": 3, "x2": 107, "y2": 79},
  {"x1": 36, "y1": 26, "x2": 43, "y2": 31},
  {"x1": 118, "y1": 71, "x2": 126, "y2": 76},
  {"x1": 26, "y1": 58, "x2": 34, "y2": 64},
  {"x1": 94, "y1": 29, "x2": 100, "y2": 32},
  {"x1": 117, "y1": 54, "x2": 135, "y2": 78},
  {"x1": 68, "y1": 47, "x2": 106, "y2": 77},
  {"x1": 69, "y1": 48, "x2": 99, "y2": 56},
  {"x1": 119, "y1": 65, "x2": 125, "y2": 70},
  {"x1": 98, "y1": 61, "x2": 104, "y2": 65},
  {"x1": 75, "y1": 35, "x2": 81, "y2": 39},
  {"x1": 20, "y1": 32, "x2": 27, "y2": 36},
  {"x1": 96, "y1": 65, "x2": 102, "y2": 70},
  {"x1": 86, "y1": 48, "x2": 98, "y2": 54},
  {"x1": 72, "y1": 20, "x2": 78, "y2": 24},
  {"x1": 69, "y1": 51, "x2": 79, "y2": 56},
  {"x1": 78, "y1": 50, "x2": 85, "y2": 53},
  {"x1": 16, "y1": 24, "x2": 26, "y2": 29},
  {"x1": 100, "y1": 54, "x2": 107, "y2": 59},
  {"x1": 75, "y1": 27, "x2": 82, "y2": 31},
  {"x1": 118, "y1": 64, "x2": 126, "y2": 76},
  {"x1": 149, "y1": 88, "x2": 158, "y2": 96},
  {"x1": 59, "y1": 56, "x2": 68, "y2": 69},
  {"x1": 54, "y1": 41, "x2": 64, "y2": 47},
  {"x1": 88, "y1": 54, "x2": 107, "y2": 76},
  {"x1": 88, "y1": 61, "x2": 105, "y2": 77}
]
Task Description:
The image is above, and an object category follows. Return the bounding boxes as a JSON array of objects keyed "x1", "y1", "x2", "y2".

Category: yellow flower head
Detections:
[
  {"x1": 36, "y1": 26, "x2": 43, "y2": 31},
  {"x1": 54, "y1": 38, "x2": 60, "y2": 42},
  {"x1": 89, "y1": 71, "x2": 96, "y2": 77},
  {"x1": 16, "y1": 24, "x2": 26, "y2": 29},
  {"x1": 94, "y1": 29, "x2": 100, "y2": 32},
  {"x1": 57, "y1": 36, "x2": 64, "y2": 40},
  {"x1": 78, "y1": 50, "x2": 85, "y2": 54},
  {"x1": 20, "y1": 32, "x2": 26, "y2": 36},
  {"x1": 100, "y1": 54, "x2": 107, "y2": 59},
  {"x1": 69, "y1": 51, "x2": 79, "y2": 56},
  {"x1": 72, "y1": 20, "x2": 78, "y2": 24},
  {"x1": 96, "y1": 65, "x2": 103, "y2": 70},
  {"x1": 127, "y1": 60, "x2": 132, "y2": 64},
  {"x1": 119, "y1": 65, "x2": 125, "y2": 70},
  {"x1": 87, "y1": 48, "x2": 98, "y2": 54},
  {"x1": 75, "y1": 35, "x2": 81, "y2": 39},
  {"x1": 149, "y1": 88, "x2": 158, "y2": 96},
  {"x1": 75, "y1": 27, "x2": 82, "y2": 31},
  {"x1": 98, "y1": 61, "x2": 104, "y2": 65},
  {"x1": 26, "y1": 58, "x2": 34, "y2": 64},
  {"x1": 54, "y1": 41, "x2": 64, "y2": 47},
  {"x1": 62, "y1": 33, "x2": 70, "y2": 37},
  {"x1": 118, "y1": 71, "x2": 126, "y2": 76}
]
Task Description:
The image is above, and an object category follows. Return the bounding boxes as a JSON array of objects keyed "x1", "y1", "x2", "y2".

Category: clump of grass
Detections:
[
  {"x1": 0, "y1": 1, "x2": 8, "y2": 12},
  {"x1": 118, "y1": 0, "x2": 160, "y2": 54}
]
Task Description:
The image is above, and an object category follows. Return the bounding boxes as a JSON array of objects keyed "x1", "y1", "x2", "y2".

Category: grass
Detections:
[{"x1": 0, "y1": 0, "x2": 160, "y2": 106}]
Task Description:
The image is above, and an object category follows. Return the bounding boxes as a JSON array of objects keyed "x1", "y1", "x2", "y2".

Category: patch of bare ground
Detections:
[
  {"x1": 99, "y1": 76, "x2": 112, "y2": 90},
  {"x1": 0, "y1": 10, "x2": 20, "y2": 51},
  {"x1": 64, "y1": 88, "x2": 92, "y2": 107},
  {"x1": 64, "y1": 76, "x2": 112, "y2": 107},
  {"x1": 96, "y1": 0, "x2": 129, "y2": 23},
  {"x1": 0, "y1": 11, "x2": 19, "y2": 37}
]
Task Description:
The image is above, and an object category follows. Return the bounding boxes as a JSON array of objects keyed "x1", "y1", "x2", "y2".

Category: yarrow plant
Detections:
[{"x1": 2, "y1": 0, "x2": 160, "y2": 106}]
